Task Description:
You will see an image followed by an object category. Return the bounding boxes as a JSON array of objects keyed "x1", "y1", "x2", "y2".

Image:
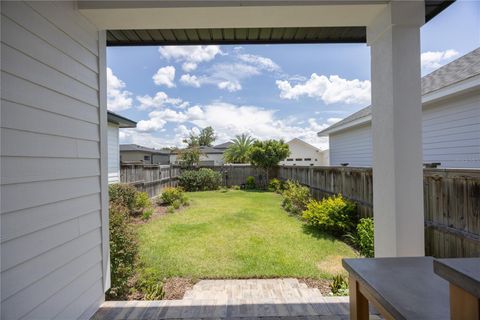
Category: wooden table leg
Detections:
[
  {"x1": 450, "y1": 283, "x2": 480, "y2": 320},
  {"x1": 349, "y1": 275, "x2": 369, "y2": 320}
]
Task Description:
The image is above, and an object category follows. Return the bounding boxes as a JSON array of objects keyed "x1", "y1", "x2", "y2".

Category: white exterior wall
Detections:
[
  {"x1": 1, "y1": 2, "x2": 106, "y2": 320},
  {"x1": 108, "y1": 123, "x2": 120, "y2": 183},
  {"x1": 329, "y1": 125, "x2": 373, "y2": 167},
  {"x1": 170, "y1": 153, "x2": 225, "y2": 165},
  {"x1": 328, "y1": 90, "x2": 480, "y2": 168},
  {"x1": 280, "y1": 139, "x2": 327, "y2": 166},
  {"x1": 423, "y1": 91, "x2": 480, "y2": 168}
]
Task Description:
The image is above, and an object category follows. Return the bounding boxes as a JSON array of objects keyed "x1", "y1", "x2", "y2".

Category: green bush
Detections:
[
  {"x1": 172, "y1": 199, "x2": 182, "y2": 209},
  {"x1": 302, "y1": 194, "x2": 357, "y2": 236},
  {"x1": 329, "y1": 274, "x2": 348, "y2": 296},
  {"x1": 166, "y1": 206, "x2": 175, "y2": 214},
  {"x1": 107, "y1": 204, "x2": 138, "y2": 299},
  {"x1": 159, "y1": 187, "x2": 185, "y2": 205},
  {"x1": 142, "y1": 208, "x2": 154, "y2": 221},
  {"x1": 356, "y1": 218, "x2": 374, "y2": 257},
  {"x1": 178, "y1": 168, "x2": 222, "y2": 191},
  {"x1": 135, "y1": 268, "x2": 165, "y2": 300},
  {"x1": 268, "y1": 178, "x2": 283, "y2": 193},
  {"x1": 134, "y1": 191, "x2": 152, "y2": 213},
  {"x1": 109, "y1": 183, "x2": 137, "y2": 210},
  {"x1": 245, "y1": 176, "x2": 256, "y2": 189},
  {"x1": 281, "y1": 180, "x2": 311, "y2": 215}
]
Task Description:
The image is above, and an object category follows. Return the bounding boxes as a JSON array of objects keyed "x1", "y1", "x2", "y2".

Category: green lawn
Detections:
[{"x1": 137, "y1": 190, "x2": 356, "y2": 280}]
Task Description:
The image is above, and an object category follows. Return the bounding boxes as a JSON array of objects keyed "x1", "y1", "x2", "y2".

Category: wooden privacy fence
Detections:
[
  {"x1": 120, "y1": 163, "x2": 180, "y2": 197},
  {"x1": 278, "y1": 166, "x2": 480, "y2": 258}
]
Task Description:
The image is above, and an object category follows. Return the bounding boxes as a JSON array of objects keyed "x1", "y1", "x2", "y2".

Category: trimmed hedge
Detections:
[{"x1": 178, "y1": 168, "x2": 222, "y2": 191}]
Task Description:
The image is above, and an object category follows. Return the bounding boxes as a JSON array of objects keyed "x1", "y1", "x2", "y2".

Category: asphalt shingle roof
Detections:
[
  {"x1": 319, "y1": 47, "x2": 480, "y2": 135},
  {"x1": 120, "y1": 144, "x2": 170, "y2": 154}
]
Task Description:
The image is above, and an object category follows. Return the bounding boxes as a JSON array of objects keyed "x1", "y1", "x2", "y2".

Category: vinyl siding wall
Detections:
[
  {"x1": 328, "y1": 90, "x2": 480, "y2": 168},
  {"x1": 329, "y1": 124, "x2": 373, "y2": 167},
  {"x1": 279, "y1": 140, "x2": 326, "y2": 166},
  {"x1": 1, "y1": 2, "x2": 105, "y2": 319},
  {"x1": 108, "y1": 124, "x2": 120, "y2": 183}
]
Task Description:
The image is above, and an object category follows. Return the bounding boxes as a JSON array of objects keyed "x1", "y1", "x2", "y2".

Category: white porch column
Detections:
[{"x1": 367, "y1": 1, "x2": 425, "y2": 257}]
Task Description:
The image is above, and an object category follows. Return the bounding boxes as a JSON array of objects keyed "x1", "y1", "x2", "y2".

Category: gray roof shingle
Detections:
[
  {"x1": 120, "y1": 144, "x2": 170, "y2": 154},
  {"x1": 319, "y1": 47, "x2": 480, "y2": 135}
]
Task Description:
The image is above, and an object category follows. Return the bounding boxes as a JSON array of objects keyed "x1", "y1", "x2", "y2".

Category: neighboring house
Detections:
[
  {"x1": 120, "y1": 144, "x2": 170, "y2": 164},
  {"x1": 280, "y1": 138, "x2": 329, "y2": 166},
  {"x1": 107, "y1": 111, "x2": 136, "y2": 184},
  {"x1": 170, "y1": 142, "x2": 233, "y2": 166},
  {"x1": 319, "y1": 48, "x2": 480, "y2": 168}
]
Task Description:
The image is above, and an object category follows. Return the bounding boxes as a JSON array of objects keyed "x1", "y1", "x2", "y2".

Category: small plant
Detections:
[
  {"x1": 245, "y1": 176, "x2": 256, "y2": 189},
  {"x1": 231, "y1": 185, "x2": 241, "y2": 190},
  {"x1": 178, "y1": 168, "x2": 222, "y2": 191},
  {"x1": 135, "y1": 269, "x2": 165, "y2": 300},
  {"x1": 134, "y1": 191, "x2": 151, "y2": 213},
  {"x1": 109, "y1": 183, "x2": 137, "y2": 210},
  {"x1": 281, "y1": 180, "x2": 311, "y2": 215},
  {"x1": 166, "y1": 206, "x2": 175, "y2": 214},
  {"x1": 159, "y1": 187, "x2": 185, "y2": 206},
  {"x1": 356, "y1": 218, "x2": 374, "y2": 257},
  {"x1": 142, "y1": 208, "x2": 154, "y2": 221},
  {"x1": 302, "y1": 194, "x2": 357, "y2": 236},
  {"x1": 268, "y1": 178, "x2": 283, "y2": 193},
  {"x1": 107, "y1": 203, "x2": 138, "y2": 299},
  {"x1": 329, "y1": 274, "x2": 348, "y2": 296},
  {"x1": 172, "y1": 199, "x2": 182, "y2": 210}
]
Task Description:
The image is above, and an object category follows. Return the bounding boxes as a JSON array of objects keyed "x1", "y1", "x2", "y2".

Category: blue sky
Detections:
[{"x1": 107, "y1": 1, "x2": 479, "y2": 150}]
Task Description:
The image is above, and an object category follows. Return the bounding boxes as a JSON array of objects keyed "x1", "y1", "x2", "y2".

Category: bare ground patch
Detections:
[
  {"x1": 163, "y1": 277, "x2": 197, "y2": 300},
  {"x1": 298, "y1": 278, "x2": 332, "y2": 296}
]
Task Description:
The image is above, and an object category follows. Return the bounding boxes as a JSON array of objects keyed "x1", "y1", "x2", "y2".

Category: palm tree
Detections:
[{"x1": 224, "y1": 134, "x2": 255, "y2": 164}]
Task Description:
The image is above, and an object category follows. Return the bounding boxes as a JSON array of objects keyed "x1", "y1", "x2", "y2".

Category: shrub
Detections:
[
  {"x1": 302, "y1": 194, "x2": 357, "y2": 236},
  {"x1": 281, "y1": 180, "x2": 311, "y2": 215},
  {"x1": 172, "y1": 199, "x2": 182, "y2": 209},
  {"x1": 109, "y1": 183, "x2": 137, "y2": 210},
  {"x1": 166, "y1": 206, "x2": 175, "y2": 214},
  {"x1": 107, "y1": 204, "x2": 138, "y2": 299},
  {"x1": 356, "y1": 218, "x2": 374, "y2": 257},
  {"x1": 178, "y1": 168, "x2": 222, "y2": 191},
  {"x1": 142, "y1": 208, "x2": 154, "y2": 221},
  {"x1": 245, "y1": 176, "x2": 256, "y2": 189},
  {"x1": 159, "y1": 187, "x2": 185, "y2": 205},
  {"x1": 268, "y1": 178, "x2": 283, "y2": 193},
  {"x1": 329, "y1": 274, "x2": 348, "y2": 296},
  {"x1": 134, "y1": 191, "x2": 151, "y2": 213},
  {"x1": 135, "y1": 269, "x2": 165, "y2": 300}
]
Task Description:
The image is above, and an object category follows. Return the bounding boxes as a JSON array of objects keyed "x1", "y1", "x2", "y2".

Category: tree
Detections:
[
  {"x1": 198, "y1": 126, "x2": 216, "y2": 146},
  {"x1": 224, "y1": 134, "x2": 255, "y2": 163},
  {"x1": 248, "y1": 139, "x2": 290, "y2": 186},
  {"x1": 178, "y1": 147, "x2": 201, "y2": 168}
]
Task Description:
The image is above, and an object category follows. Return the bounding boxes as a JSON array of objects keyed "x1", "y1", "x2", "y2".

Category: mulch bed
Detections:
[
  {"x1": 298, "y1": 278, "x2": 332, "y2": 296},
  {"x1": 162, "y1": 277, "x2": 197, "y2": 300}
]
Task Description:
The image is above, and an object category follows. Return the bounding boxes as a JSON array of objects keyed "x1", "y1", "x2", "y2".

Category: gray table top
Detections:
[
  {"x1": 434, "y1": 258, "x2": 480, "y2": 298},
  {"x1": 342, "y1": 257, "x2": 450, "y2": 320}
]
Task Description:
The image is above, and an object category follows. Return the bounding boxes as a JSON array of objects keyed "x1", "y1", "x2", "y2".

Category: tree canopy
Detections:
[
  {"x1": 248, "y1": 139, "x2": 290, "y2": 184},
  {"x1": 224, "y1": 134, "x2": 255, "y2": 164}
]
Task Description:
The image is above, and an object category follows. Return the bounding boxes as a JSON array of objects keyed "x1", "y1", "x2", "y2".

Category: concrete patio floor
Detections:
[{"x1": 91, "y1": 279, "x2": 381, "y2": 319}]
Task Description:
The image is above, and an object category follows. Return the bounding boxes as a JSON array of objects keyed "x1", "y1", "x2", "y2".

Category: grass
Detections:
[{"x1": 136, "y1": 190, "x2": 356, "y2": 280}]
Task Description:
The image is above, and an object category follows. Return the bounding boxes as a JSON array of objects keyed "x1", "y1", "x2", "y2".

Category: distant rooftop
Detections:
[
  {"x1": 107, "y1": 110, "x2": 137, "y2": 128},
  {"x1": 319, "y1": 47, "x2": 480, "y2": 136},
  {"x1": 120, "y1": 144, "x2": 170, "y2": 154}
]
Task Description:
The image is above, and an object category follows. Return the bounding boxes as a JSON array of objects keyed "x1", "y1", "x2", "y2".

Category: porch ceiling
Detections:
[{"x1": 79, "y1": 1, "x2": 454, "y2": 46}]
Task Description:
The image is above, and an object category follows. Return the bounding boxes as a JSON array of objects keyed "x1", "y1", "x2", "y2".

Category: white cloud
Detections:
[
  {"x1": 238, "y1": 53, "x2": 280, "y2": 72},
  {"x1": 107, "y1": 68, "x2": 133, "y2": 111},
  {"x1": 180, "y1": 74, "x2": 201, "y2": 87},
  {"x1": 127, "y1": 101, "x2": 331, "y2": 149},
  {"x1": 217, "y1": 81, "x2": 242, "y2": 92},
  {"x1": 421, "y1": 49, "x2": 459, "y2": 71},
  {"x1": 276, "y1": 74, "x2": 371, "y2": 105},
  {"x1": 152, "y1": 66, "x2": 176, "y2": 87},
  {"x1": 136, "y1": 92, "x2": 188, "y2": 110},
  {"x1": 158, "y1": 45, "x2": 222, "y2": 72}
]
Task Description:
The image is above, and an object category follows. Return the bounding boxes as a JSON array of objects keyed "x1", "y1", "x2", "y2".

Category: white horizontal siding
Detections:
[
  {"x1": 1, "y1": 2, "x2": 104, "y2": 320},
  {"x1": 329, "y1": 125, "x2": 373, "y2": 167},
  {"x1": 422, "y1": 92, "x2": 480, "y2": 168},
  {"x1": 328, "y1": 91, "x2": 480, "y2": 168},
  {"x1": 108, "y1": 124, "x2": 120, "y2": 184}
]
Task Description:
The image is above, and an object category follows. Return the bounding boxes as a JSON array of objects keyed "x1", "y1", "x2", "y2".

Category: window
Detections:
[
  {"x1": 295, "y1": 158, "x2": 302, "y2": 161},
  {"x1": 304, "y1": 158, "x2": 312, "y2": 161},
  {"x1": 286, "y1": 158, "x2": 294, "y2": 161},
  {"x1": 144, "y1": 155, "x2": 151, "y2": 161}
]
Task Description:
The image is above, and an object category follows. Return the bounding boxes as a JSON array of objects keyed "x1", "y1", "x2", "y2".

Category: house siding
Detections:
[
  {"x1": 1, "y1": 2, "x2": 105, "y2": 320},
  {"x1": 108, "y1": 124, "x2": 120, "y2": 183},
  {"x1": 328, "y1": 90, "x2": 480, "y2": 168},
  {"x1": 280, "y1": 139, "x2": 328, "y2": 166},
  {"x1": 329, "y1": 125, "x2": 373, "y2": 167}
]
